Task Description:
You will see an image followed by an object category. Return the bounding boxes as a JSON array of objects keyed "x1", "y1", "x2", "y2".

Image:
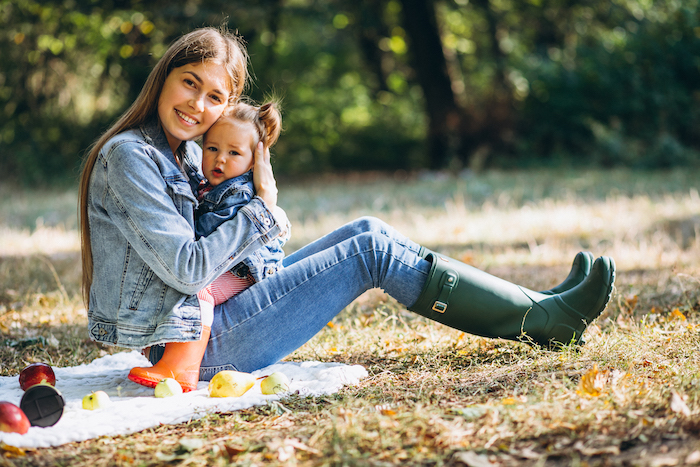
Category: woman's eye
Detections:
[
  {"x1": 210, "y1": 94, "x2": 222, "y2": 103},
  {"x1": 184, "y1": 78, "x2": 196, "y2": 87}
]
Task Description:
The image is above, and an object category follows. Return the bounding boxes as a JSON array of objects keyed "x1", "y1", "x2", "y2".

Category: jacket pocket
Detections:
[{"x1": 128, "y1": 264, "x2": 155, "y2": 310}]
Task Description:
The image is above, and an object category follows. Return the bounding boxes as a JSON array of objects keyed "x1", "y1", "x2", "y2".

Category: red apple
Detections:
[
  {"x1": 0, "y1": 401, "x2": 30, "y2": 434},
  {"x1": 19, "y1": 363, "x2": 56, "y2": 391}
]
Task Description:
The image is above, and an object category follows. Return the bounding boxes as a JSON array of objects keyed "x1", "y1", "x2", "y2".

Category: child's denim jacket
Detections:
[
  {"x1": 86, "y1": 120, "x2": 281, "y2": 350},
  {"x1": 195, "y1": 170, "x2": 291, "y2": 282}
]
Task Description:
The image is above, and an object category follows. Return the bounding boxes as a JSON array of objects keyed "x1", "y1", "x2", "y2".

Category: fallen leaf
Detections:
[
  {"x1": 671, "y1": 308, "x2": 686, "y2": 321},
  {"x1": 670, "y1": 390, "x2": 691, "y2": 416},
  {"x1": 650, "y1": 457, "x2": 679, "y2": 467},
  {"x1": 224, "y1": 444, "x2": 246, "y2": 459},
  {"x1": 518, "y1": 447, "x2": 541, "y2": 459},
  {"x1": 284, "y1": 438, "x2": 321, "y2": 455},
  {"x1": 573, "y1": 440, "x2": 620, "y2": 456},
  {"x1": 452, "y1": 450, "x2": 493, "y2": 467},
  {"x1": 0, "y1": 443, "x2": 26, "y2": 457},
  {"x1": 685, "y1": 450, "x2": 700, "y2": 464},
  {"x1": 454, "y1": 406, "x2": 488, "y2": 421},
  {"x1": 577, "y1": 364, "x2": 607, "y2": 397},
  {"x1": 624, "y1": 294, "x2": 638, "y2": 313},
  {"x1": 178, "y1": 437, "x2": 204, "y2": 453},
  {"x1": 375, "y1": 404, "x2": 397, "y2": 416}
]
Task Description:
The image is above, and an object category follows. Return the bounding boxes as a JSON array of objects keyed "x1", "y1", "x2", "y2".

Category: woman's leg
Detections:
[
  {"x1": 200, "y1": 219, "x2": 430, "y2": 376},
  {"x1": 285, "y1": 217, "x2": 592, "y2": 295},
  {"x1": 187, "y1": 216, "x2": 614, "y2": 376},
  {"x1": 283, "y1": 216, "x2": 423, "y2": 266}
]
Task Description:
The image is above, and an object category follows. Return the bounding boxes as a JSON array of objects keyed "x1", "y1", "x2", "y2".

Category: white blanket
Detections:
[{"x1": 0, "y1": 351, "x2": 367, "y2": 448}]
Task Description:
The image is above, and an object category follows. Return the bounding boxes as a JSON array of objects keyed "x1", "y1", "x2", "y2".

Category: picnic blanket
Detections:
[{"x1": 0, "y1": 351, "x2": 368, "y2": 448}]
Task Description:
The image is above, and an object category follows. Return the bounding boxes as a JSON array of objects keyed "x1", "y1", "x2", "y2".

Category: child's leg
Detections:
[{"x1": 128, "y1": 272, "x2": 251, "y2": 391}]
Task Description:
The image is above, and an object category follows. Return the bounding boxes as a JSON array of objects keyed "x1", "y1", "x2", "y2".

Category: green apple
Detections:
[
  {"x1": 82, "y1": 390, "x2": 110, "y2": 410},
  {"x1": 208, "y1": 371, "x2": 256, "y2": 397},
  {"x1": 260, "y1": 372, "x2": 290, "y2": 395},
  {"x1": 154, "y1": 378, "x2": 183, "y2": 398}
]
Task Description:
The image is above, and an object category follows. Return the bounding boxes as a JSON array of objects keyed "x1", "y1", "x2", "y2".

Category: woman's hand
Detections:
[{"x1": 253, "y1": 141, "x2": 278, "y2": 209}]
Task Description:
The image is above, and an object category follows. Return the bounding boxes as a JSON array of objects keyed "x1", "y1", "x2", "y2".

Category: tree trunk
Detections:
[{"x1": 398, "y1": 0, "x2": 466, "y2": 169}]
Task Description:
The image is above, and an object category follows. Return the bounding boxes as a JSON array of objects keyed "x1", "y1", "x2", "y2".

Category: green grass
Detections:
[{"x1": 1, "y1": 168, "x2": 700, "y2": 466}]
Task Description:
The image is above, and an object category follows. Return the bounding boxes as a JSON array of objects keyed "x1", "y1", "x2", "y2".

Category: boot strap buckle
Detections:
[{"x1": 432, "y1": 270, "x2": 458, "y2": 314}]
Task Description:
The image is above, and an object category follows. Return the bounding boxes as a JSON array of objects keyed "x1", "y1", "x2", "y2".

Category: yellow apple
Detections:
[
  {"x1": 82, "y1": 391, "x2": 110, "y2": 410},
  {"x1": 260, "y1": 372, "x2": 290, "y2": 395},
  {"x1": 154, "y1": 378, "x2": 183, "y2": 398},
  {"x1": 208, "y1": 371, "x2": 256, "y2": 397}
]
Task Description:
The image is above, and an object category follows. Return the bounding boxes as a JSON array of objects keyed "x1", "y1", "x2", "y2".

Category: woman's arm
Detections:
[{"x1": 100, "y1": 142, "x2": 281, "y2": 295}]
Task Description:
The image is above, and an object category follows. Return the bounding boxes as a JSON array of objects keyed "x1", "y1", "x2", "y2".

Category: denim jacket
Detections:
[
  {"x1": 195, "y1": 170, "x2": 291, "y2": 282},
  {"x1": 86, "y1": 120, "x2": 281, "y2": 350}
]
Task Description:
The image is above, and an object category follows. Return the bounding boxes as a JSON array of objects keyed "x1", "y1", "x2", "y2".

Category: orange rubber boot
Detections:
[{"x1": 128, "y1": 326, "x2": 211, "y2": 392}]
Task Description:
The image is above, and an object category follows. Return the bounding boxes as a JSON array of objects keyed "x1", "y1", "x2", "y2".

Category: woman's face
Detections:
[{"x1": 158, "y1": 61, "x2": 231, "y2": 154}]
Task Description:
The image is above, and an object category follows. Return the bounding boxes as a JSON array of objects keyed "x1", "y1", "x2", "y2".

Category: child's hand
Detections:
[{"x1": 253, "y1": 141, "x2": 278, "y2": 209}]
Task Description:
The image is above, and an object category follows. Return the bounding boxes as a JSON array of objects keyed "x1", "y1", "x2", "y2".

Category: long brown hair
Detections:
[{"x1": 78, "y1": 26, "x2": 249, "y2": 307}]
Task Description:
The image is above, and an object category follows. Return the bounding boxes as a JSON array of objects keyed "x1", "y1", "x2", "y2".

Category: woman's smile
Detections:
[{"x1": 175, "y1": 109, "x2": 198, "y2": 126}]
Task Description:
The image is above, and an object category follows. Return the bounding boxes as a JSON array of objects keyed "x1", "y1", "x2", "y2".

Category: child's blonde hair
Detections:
[
  {"x1": 79, "y1": 27, "x2": 249, "y2": 307},
  {"x1": 216, "y1": 100, "x2": 282, "y2": 150}
]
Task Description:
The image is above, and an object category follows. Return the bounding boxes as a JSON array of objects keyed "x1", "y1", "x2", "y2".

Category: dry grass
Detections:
[{"x1": 1, "y1": 168, "x2": 700, "y2": 467}]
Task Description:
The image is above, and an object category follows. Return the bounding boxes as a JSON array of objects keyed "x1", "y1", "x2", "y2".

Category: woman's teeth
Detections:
[{"x1": 176, "y1": 110, "x2": 197, "y2": 124}]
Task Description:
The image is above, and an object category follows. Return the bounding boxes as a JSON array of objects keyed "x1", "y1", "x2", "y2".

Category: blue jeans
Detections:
[{"x1": 188, "y1": 216, "x2": 430, "y2": 377}]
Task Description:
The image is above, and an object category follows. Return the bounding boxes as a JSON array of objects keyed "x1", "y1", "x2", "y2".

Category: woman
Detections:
[{"x1": 79, "y1": 27, "x2": 615, "y2": 386}]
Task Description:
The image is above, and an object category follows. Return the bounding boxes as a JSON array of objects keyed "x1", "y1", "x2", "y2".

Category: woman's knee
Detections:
[{"x1": 351, "y1": 216, "x2": 389, "y2": 234}]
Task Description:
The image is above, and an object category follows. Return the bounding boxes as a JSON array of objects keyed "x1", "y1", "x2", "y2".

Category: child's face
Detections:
[
  {"x1": 157, "y1": 61, "x2": 231, "y2": 155},
  {"x1": 202, "y1": 119, "x2": 257, "y2": 186}
]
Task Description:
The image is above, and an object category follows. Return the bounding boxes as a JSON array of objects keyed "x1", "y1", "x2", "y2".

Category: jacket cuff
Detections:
[{"x1": 240, "y1": 196, "x2": 280, "y2": 237}]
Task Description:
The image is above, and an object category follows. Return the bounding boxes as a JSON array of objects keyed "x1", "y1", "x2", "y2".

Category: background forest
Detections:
[{"x1": 1, "y1": 0, "x2": 700, "y2": 184}]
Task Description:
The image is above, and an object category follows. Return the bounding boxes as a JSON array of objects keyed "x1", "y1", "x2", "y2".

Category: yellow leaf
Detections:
[
  {"x1": 0, "y1": 443, "x2": 26, "y2": 457},
  {"x1": 671, "y1": 308, "x2": 686, "y2": 321},
  {"x1": 577, "y1": 364, "x2": 607, "y2": 397},
  {"x1": 326, "y1": 322, "x2": 335, "y2": 328},
  {"x1": 501, "y1": 398, "x2": 517, "y2": 405}
]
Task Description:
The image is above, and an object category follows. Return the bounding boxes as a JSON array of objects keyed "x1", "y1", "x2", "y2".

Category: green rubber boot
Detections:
[
  {"x1": 409, "y1": 253, "x2": 615, "y2": 348},
  {"x1": 418, "y1": 248, "x2": 594, "y2": 296},
  {"x1": 540, "y1": 251, "x2": 594, "y2": 295}
]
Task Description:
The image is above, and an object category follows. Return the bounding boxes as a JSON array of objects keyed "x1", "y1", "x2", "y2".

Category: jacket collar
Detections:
[
  {"x1": 140, "y1": 118, "x2": 204, "y2": 191},
  {"x1": 140, "y1": 119, "x2": 175, "y2": 163},
  {"x1": 200, "y1": 170, "x2": 254, "y2": 204}
]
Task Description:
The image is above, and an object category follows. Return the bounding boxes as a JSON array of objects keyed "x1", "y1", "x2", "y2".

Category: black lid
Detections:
[{"x1": 19, "y1": 384, "x2": 65, "y2": 427}]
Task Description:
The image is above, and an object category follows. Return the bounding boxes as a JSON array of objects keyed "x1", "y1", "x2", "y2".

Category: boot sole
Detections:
[
  {"x1": 585, "y1": 256, "x2": 616, "y2": 325},
  {"x1": 127, "y1": 373, "x2": 196, "y2": 393}
]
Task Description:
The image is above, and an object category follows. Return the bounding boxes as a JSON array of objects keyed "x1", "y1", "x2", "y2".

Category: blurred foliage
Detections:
[{"x1": 0, "y1": 0, "x2": 699, "y2": 184}]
